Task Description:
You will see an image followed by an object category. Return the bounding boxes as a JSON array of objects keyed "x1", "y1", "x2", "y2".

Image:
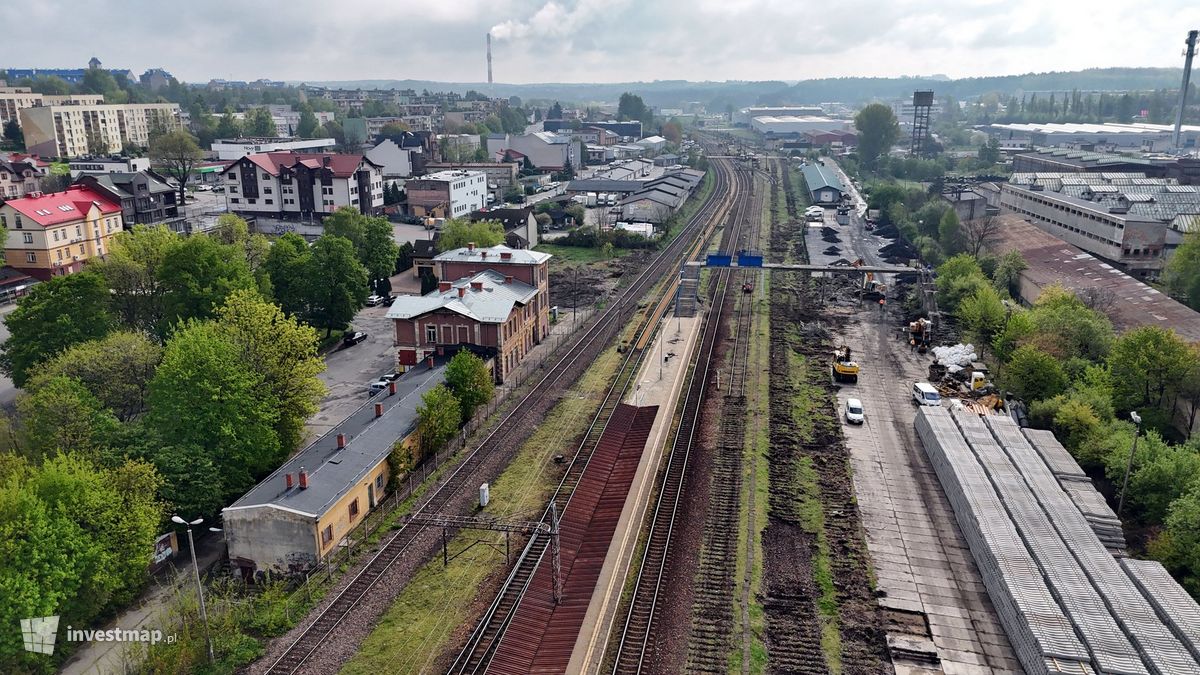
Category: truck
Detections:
[
  {"x1": 586, "y1": 192, "x2": 598, "y2": 207},
  {"x1": 836, "y1": 206, "x2": 850, "y2": 226}
]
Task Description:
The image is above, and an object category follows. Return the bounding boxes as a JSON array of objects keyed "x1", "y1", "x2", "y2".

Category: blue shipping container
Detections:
[
  {"x1": 737, "y1": 252, "x2": 764, "y2": 267},
  {"x1": 706, "y1": 254, "x2": 732, "y2": 267}
]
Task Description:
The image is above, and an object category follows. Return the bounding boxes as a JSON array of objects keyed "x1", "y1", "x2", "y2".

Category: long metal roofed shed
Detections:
[
  {"x1": 800, "y1": 162, "x2": 845, "y2": 205},
  {"x1": 222, "y1": 360, "x2": 446, "y2": 574}
]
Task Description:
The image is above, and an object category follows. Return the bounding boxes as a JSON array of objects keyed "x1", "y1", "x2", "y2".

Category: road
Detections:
[{"x1": 825, "y1": 159, "x2": 1021, "y2": 672}]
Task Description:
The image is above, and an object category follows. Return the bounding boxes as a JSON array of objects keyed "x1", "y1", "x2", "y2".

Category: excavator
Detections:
[
  {"x1": 909, "y1": 317, "x2": 932, "y2": 353},
  {"x1": 831, "y1": 346, "x2": 860, "y2": 383}
]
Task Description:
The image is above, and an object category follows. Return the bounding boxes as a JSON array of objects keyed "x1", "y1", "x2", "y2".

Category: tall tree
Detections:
[
  {"x1": 1000, "y1": 346, "x2": 1068, "y2": 402},
  {"x1": 437, "y1": 219, "x2": 505, "y2": 251},
  {"x1": 1164, "y1": 231, "x2": 1200, "y2": 311},
  {"x1": 361, "y1": 217, "x2": 400, "y2": 284},
  {"x1": 264, "y1": 232, "x2": 313, "y2": 317},
  {"x1": 149, "y1": 130, "x2": 203, "y2": 205},
  {"x1": 323, "y1": 206, "x2": 367, "y2": 251},
  {"x1": 2, "y1": 120, "x2": 23, "y2": 150},
  {"x1": 29, "y1": 331, "x2": 162, "y2": 423},
  {"x1": 444, "y1": 351, "x2": 494, "y2": 424},
  {"x1": 305, "y1": 235, "x2": 368, "y2": 336},
  {"x1": 961, "y1": 215, "x2": 1004, "y2": 258},
  {"x1": 215, "y1": 108, "x2": 242, "y2": 139},
  {"x1": 92, "y1": 225, "x2": 180, "y2": 334},
  {"x1": 157, "y1": 235, "x2": 255, "y2": 331},
  {"x1": 0, "y1": 273, "x2": 114, "y2": 387},
  {"x1": 212, "y1": 213, "x2": 271, "y2": 291},
  {"x1": 214, "y1": 291, "x2": 326, "y2": 451},
  {"x1": 854, "y1": 103, "x2": 901, "y2": 169},
  {"x1": 147, "y1": 321, "x2": 281, "y2": 510},
  {"x1": 416, "y1": 385, "x2": 460, "y2": 461},
  {"x1": 1108, "y1": 326, "x2": 1196, "y2": 411},
  {"x1": 16, "y1": 376, "x2": 121, "y2": 461},
  {"x1": 296, "y1": 105, "x2": 320, "y2": 139},
  {"x1": 244, "y1": 107, "x2": 277, "y2": 136}
]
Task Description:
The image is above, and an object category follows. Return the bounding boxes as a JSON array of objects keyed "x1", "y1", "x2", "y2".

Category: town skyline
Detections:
[{"x1": 4, "y1": 0, "x2": 1200, "y2": 84}]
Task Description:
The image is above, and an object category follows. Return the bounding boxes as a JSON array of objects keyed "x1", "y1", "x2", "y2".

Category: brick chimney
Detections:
[
  {"x1": 298, "y1": 468, "x2": 308, "y2": 489},
  {"x1": 471, "y1": 281, "x2": 483, "y2": 291},
  {"x1": 458, "y1": 287, "x2": 466, "y2": 297},
  {"x1": 374, "y1": 402, "x2": 384, "y2": 417},
  {"x1": 467, "y1": 242, "x2": 476, "y2": 251},
  {"x1": 504, "y1": 275, "x2": 514, "y2": 284},
  {"x1": 285, "y1": 473, "x2": 294, "y2": 489},
  {"x1": 388, "y1": 380, "x2": 397, "y2": 395},
  {"x1": 439, "y1": 281, "x2": 452, "y2": 292},
  {"x1": 481, "y1": 250, "x2": 488, "y2": 258},
  {"x1": 500, "y1": 251, "x2": 512, "y2": 260},
  {"x1": 336, "y1": 433, "x2": 346, "y2": 449}
]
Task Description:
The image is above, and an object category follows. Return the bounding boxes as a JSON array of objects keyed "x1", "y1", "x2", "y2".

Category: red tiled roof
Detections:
[
  {"x1": 241, "y1": 152, "x2": 378, "y2": 178},
  {"x1": 5, "y1": 185, "x2": 121, "y2": 227}
]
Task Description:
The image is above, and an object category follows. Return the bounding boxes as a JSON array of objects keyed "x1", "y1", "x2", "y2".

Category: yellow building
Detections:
[
  {"x1": 0, "y1": 185, "x2": 123, "y2": 280},
  {"x1": 222, "y1": 360, "x2": 446, "y2": 576}
]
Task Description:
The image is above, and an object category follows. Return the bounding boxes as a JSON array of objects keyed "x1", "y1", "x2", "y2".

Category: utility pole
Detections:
[
  {"x1": 1174, "y1": 30, "x2": 1198, "y2": 150},
  {"x1": 1117, "y1": 411, "x2": 1144, "y2": 519}
]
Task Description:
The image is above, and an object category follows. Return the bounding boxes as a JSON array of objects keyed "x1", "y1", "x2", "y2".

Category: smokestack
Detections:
[
  {"x1": 1174, "y1": 30, "x2": 1199, "y2": 150},
  {"x1": 487, "y1": 33, "x2": 493, "y2": 85},
  {"x1": 298, "y1": 468, "x2": 308, "y2": 489}
]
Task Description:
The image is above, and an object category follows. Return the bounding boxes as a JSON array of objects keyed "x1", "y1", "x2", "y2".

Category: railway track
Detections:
[
  {"x1": 262, "y1": 151, "x2": 738, "y2": 675},
  {"x1": 609, "y1": 162, "x2": 756, "y2": 674},
  {"x1": 448, "y1": 151, "x2": 745, "y2": 674}
]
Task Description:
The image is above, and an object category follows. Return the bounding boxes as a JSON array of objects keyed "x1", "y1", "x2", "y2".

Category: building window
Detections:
[
  {"x1": 57, "y1": 250, "x2": 63, "y2": 260},
  {"x1": 349, "y1": 498, "x2": 360, "y2": 520},
  {"x1": 262, "y1": 172, "x2": 270, "y2": 180},
  {"x1": 264, "y1": 187, "x2": 273, "y2": 194},
  {"x1": 0, "y1": 215, "x2": 5, "y2": 227},
  {"x1": 14, "y1": 215, "x2": 22, "y2": 229},
  {"x1": 229, "y1": 186, "x2": 238, "y2": 193},
  {"x1": 265, "y1": 199, "x2": 273, "y2": 205},
  {"x1": 231, "y1": 198, "x2": 240, "y2": 204},
  {"x1": 249, "y1": 198, "x2": 256, "y2": 204},
  {"x1": 76, "y1": 225, "x2": 81, "y2": 237},
  {"x1": 22, "y1": 233, "x2": 32, "y2": 244},
  {"x1": 426, "y1": 325, "x2": 437, "y2": 343},
  {"x1": 321, "y1": 525, "x2": 333, "y2": 546},
  {"x1": 375, "y1": 473, "x2": 384, "y2": 490},
  {"x1": 25, "y1": 252, "x2": 35, "y2": 263}
]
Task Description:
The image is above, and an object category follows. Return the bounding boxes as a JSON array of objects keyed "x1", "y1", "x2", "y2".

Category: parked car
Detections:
[
  {"x1": 365, "y1": 294, "x2": 385, "y2": 307},
  {"x1": 212, "y1": 185, "x2": 225, "y2": 193},
  {"x1": 844, "y1": 398, "x2": 865, "y2": 424},
  {"x1": 195, "y1": 184, "x2": 212, "y2": 192},
  {"x1": 367, "y1": 379, "x2": 389, "y2": 396},
  {"x1": 382, "y1": 294, "x2": 397, "y2": 306},
  {"x1": 342, "y1": 331, "x2": 368, "y2": 347},
  {"x1": 382, "y1": 371, "x2": 403, "y2": 382}
]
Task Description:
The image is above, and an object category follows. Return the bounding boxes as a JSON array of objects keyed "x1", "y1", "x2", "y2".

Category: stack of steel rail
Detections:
[
  {"x1": 917, "y1": 406, "x2": 1200, "y2": 675},
  {"x1": 1119, "y1": 558, "x2": 1200, "y2": 661},
  {"x1": 1023, "y1": 428, "x2": 1125, "y2": 551}
]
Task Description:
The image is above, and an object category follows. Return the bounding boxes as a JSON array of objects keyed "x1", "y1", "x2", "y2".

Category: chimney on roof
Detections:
[
  {"x1": 467, "y1": 242, "x2": 476, "y2": 251},
  {"x1": 471, "y1": 281, "x2": 483, "y2": 291},
  {"x1": 500, "y1": 251, "x2": 512, "y2": 260},
  {"x1": 458, "y1": 286, "x2": 466, "y2": 298},
  {"x1": 439, "y1": 281, "x2": 452, "y2": 292},
  {"x1": 481, "y1": 250, "x2": 487, "y2": 258},
  {"x1": 298, "y1": 468, "x2": 309, "y2": 489},
  {"x1": 336, "y1": 433, "x2": 346, "y2": 449},
  {"x1": 374, "y1": 402, "x2": 384, "y2": 417},
  {"x1": 285, "y1": 473, "x2": 294, "y2": 489},
  {"x1": 388, "y1": 380, "x2": 397, "y2": 395},
  {"x1": 322, "y1": 156, "x2": 331, "y2": 167},
  {"x1": 505, "y1": 275, "x2": 514, "y2": 284}
]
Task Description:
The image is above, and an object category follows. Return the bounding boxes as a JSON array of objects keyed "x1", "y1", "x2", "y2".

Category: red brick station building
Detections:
[{"x1": 387, "y1": 243, "x2": 551, "y2": 382}]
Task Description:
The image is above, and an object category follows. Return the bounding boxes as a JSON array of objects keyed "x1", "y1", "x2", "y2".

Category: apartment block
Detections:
[
  {"x1": 223, "y1": 152, "x2": 384, "y2": 218},
  {"x1": 406, "y1": 170, "x2": 487, "y2": 218},
  {"x1": 0, "y1": 86, "x2": 104, "y2": 126},
  {"x1": 20, "y1": 103, "x2": 182, "y2": 158}
]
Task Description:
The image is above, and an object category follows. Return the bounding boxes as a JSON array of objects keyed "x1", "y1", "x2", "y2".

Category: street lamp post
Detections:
[
  {"x1": 171, "y1": 515, "x2": 214, "y2": 663},
  {"x1": 1117, "y1": 411, "x2": 1143, "y2": 519}
]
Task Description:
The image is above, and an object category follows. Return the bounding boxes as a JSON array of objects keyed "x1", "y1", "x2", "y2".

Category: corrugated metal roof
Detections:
[
  {"x1": 800, "y1": 162, "x2": 844, "y2": 193},
  {"x1": 386, "y1": 270, "x2": 538, "y2": 323}
]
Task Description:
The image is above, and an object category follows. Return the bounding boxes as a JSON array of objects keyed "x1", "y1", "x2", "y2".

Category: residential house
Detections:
[
  {"x1": 74, "y1": 170, "x2": 181, "y2": 229},
  {"x1": 20, "y1": 103, "x2": 182, "y2": 158},
  {"x1": 470, "y1": 206, "x2": 539, "y2": 249},
  {"x1": 0, "y1": 185, "x2": 123, "y2": 279},
  {"x1": 68, "y1": 155, "x2": 151, "y2": 177},
  {"x1": 365, "y1": 138, "x2": 420, "y2": 180},
  {"x1": 411, "y1": 238, "x2": 437, "y2": 279},
  {"x1": 425, "y1": 162, "x2": 519, "y2": 202},
  {"x1": 0, "y1": 154, "x2": 48, "y2": 200},
  {"x1": 388, "y1": 244, "x2": 551, "y2": 382},
  {"x1": 223, "y1": 360, "x2": 446, "y2": 575},
  {"x1": 406, "y1": 170, "x2": 486, "y2": 219},
  {"x1": 223, "y1": 152, "x2": 384, "y2": 218}
]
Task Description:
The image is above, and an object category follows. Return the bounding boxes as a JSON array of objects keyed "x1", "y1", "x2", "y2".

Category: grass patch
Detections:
[
  {"x1": 535, "y1": 242, "x2": 630, "y2": 263},
  {"x1": 731, "y1": 275, "x2": 772, "y2": 674},
  {"x1": 341, "y1": 346, "x2": 625, "y2": 675},
  {"x1": 794, "y1": 455, "x2": 841, "y2": 674}
]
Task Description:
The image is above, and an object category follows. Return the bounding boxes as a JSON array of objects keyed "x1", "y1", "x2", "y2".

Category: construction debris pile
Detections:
[
  {"x1": 1024, "y1": 428, "x2": 1126, "y2": 551},
  {"x1": 917, "y1": 407, "x2": 1200, "y2": 675},
  {"x1": 931, "y1": 344, "x2": 978, "y2": 372}
]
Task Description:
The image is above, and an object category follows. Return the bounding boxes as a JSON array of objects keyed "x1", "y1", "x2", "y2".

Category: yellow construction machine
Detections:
[{"x1": 832, "y1": 346, "x2": 860, "y2": 383}]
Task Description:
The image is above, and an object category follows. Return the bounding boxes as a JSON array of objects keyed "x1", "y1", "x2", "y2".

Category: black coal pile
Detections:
[
  {"x1": 880, "y1": 239, "x2": 918, "y2": 261},
  {"x1": 823, "y1": 245, "x2": 841, "y2": 255},
  {"x1": 872, "y1": 224, "x2": 900, "y2": 239}
]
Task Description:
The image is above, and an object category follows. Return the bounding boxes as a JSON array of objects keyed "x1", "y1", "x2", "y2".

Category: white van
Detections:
[{"x1": 912, "y1": 382, "x2": 941, "y2": 406}]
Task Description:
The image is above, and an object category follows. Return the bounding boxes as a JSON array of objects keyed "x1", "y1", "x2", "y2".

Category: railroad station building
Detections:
[
  {"x1": 387, "y1": 244, "x2": 551, "y2": 382},
  {"x1": 222, "y1": 360, "x2": 446, "y2": 576}
]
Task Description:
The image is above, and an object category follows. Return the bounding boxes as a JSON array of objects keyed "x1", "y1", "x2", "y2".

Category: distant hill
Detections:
[{"x1": 300, "y1": 67, "x2": 1185, "y2": 110}]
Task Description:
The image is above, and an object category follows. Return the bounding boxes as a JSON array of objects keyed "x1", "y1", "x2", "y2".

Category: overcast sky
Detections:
[{"x1": 4, "y1": 0, "x2": 1200, "y2": 84}]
